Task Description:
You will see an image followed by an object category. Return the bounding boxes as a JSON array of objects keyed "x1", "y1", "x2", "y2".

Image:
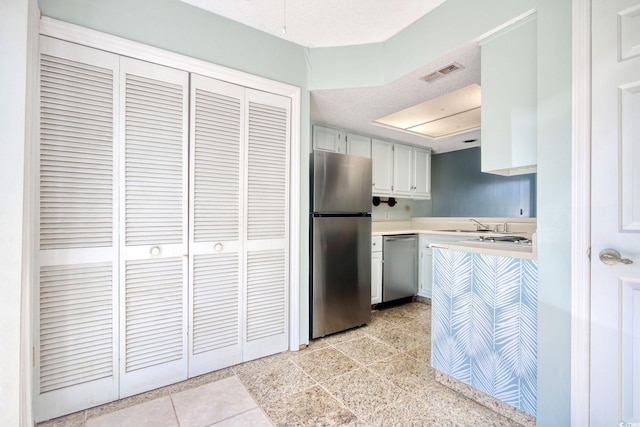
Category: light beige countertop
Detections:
[{"x1": 372, "y1": 217, "x2": 537, "y2": 260}]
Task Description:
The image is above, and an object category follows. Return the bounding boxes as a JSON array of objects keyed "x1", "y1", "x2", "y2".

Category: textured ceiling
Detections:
[
  {"x1": 180, "y1": 0, "x2": 447, "y2": 48},
  {"x1": 311, "y1": 42, "x2": 481, "y2": 153},
  {"x1": 180, "y1": 0, "x2": 480, "y2": 154}
]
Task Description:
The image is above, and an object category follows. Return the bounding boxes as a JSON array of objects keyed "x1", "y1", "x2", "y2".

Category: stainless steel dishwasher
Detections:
[{"x1": 382, "y1": 234, "x2": 418, "y2": 302}]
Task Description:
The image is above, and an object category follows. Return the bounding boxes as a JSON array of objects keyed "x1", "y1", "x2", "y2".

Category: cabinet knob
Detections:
[
  {"x1": 150, "y1": 246, "x2": 161, "y2": 256},
  {"x1": 214, "y1": 243, "x2": 223, "y2": 252}
]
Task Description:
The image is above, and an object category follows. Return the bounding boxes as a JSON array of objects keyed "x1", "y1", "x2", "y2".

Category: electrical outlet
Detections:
[{"x1": 384, "y1": 212, "x2": 390, "y2": 220}]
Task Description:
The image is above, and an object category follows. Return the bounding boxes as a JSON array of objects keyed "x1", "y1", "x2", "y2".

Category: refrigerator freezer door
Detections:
[
  {"x1": 311, "y1": 215, "x2": 371, "y2": 338},
  {"x1": 311, "y1": 151, "x2": 372, "y2": 213}
]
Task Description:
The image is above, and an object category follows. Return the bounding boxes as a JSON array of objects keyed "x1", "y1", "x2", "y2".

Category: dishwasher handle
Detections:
[{"x1": 384, "y1": 235, "x2": 417, "y2": 242}]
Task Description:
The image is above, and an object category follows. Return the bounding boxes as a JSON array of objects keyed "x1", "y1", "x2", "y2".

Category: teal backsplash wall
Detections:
[{"x1": 431, "y1": 147, "x2": 536, "y2": 218}]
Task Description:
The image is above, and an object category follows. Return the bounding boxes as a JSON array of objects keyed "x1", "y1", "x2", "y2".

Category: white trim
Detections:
[
  {"x1": 38, "y1": 17, "x2": 302, "y2": 353},
  {"x1": 40, "y1": 17, "x2": 299, "y2": 99},
  {"x1": 289, "y1": 90, "x2": 301, "y2": 351},
  {"x1": 571, "y1": 1, "x2": 591, "y2": 426}
]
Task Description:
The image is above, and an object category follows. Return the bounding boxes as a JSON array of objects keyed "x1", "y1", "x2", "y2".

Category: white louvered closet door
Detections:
[
  {"x1": 188, "y1": 75, "x2": 244, "y2": 376},
  {"x1": 35, "y1": 37, "x2": 120, "y2": 422},
  {"x1": 119, "y1": 58, "x2": 189, "y2": 397},
  {"x1": 243, "y1": 89, "x2": 290, "y2": 361}
]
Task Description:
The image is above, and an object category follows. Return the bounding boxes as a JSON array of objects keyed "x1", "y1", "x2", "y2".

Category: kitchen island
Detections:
[
  {"x1": 430, "y1": 243, "x2": 537, "y2": 425},
  {"x1": 372, "y1": 217, "x2": 537, "y2": 426}
]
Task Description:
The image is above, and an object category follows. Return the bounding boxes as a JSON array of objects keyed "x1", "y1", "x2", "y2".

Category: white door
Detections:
[
  {"x1": 243, "y1": 89, "x2": 290, "y2": 361},
  {"x1": 119, "y1": 57, "x2": 189, "y2": 397},
  {"x1": 590, "y1": 0, "x2": 640, "y2": 424},
  {"x1": 188, "y1": 75, "x2": 245, "y2": 376},
  {"x1": 34, "y1": 36, "x2": 120, "y2": 422}
]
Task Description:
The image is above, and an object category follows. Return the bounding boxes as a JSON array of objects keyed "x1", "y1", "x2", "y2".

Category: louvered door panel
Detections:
[
  {"x1": 35, "y1": 37, "x2": 119, "y2": 423},
  {"x1": 188, "y1": 75, "x2": 243, "y2": 376},
  {"x1": 243, "y1": 90, "x2": 290, "y2": 361},
  {"x1": 119, "y1": 57, "x2": 188, "y2": 397}
]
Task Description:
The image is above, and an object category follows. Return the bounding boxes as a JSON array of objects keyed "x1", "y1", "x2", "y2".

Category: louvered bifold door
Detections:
[
  {"x1": 119, "y1": 58, "x2": 189, "y2": 397},
  {"x1": 243, "y1": 89, "x2": 291, "y2": 361},
  {"x1": 35, "y1": 37, "x2": 120, "y2": 422},
  {"x1": 188, "y1": 75, "x2": 244, "y2": 377}
]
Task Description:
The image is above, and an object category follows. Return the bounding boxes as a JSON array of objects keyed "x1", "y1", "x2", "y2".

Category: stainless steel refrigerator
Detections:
[{"x1": 310, "y1": 151, "x2": 372, "y2": 339}]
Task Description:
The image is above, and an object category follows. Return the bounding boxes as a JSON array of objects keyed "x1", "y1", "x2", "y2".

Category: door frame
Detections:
[{"x1": 571, "y1": 0, "x2": 591, "y2": 425}]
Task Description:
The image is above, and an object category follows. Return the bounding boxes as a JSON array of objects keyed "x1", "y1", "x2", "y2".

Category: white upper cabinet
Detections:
[
  {"x1": 346, "y1": 133, "x2": 371, "y2": 157},
  {"x1": 313, "y1": 126, "x2": 431, "y2": 200},
  {"x1": 371, "y1": 138, "x2": 394, "y2": 196},
  {"x1": 412, "y1": 147, "x2": 431, "y2": 199},
  {"x1": 480, "y1": 14, "x2": 537, "y2": 176},
  {"x1": 393, "y1": 144, "x2": 413, "y2": 196},
  {"x1": 312, "y1": 125, "x2": 345, "y2": 153}
]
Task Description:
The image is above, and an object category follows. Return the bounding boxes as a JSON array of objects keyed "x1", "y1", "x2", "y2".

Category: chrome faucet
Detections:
[{"x1": 469, "y1": 218, "x2": 491, "y2": 231}]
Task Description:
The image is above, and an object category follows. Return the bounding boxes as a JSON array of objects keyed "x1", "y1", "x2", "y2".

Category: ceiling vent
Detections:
[{"x1": 420, "y1": 62, "x2": 465, "y2": 83}]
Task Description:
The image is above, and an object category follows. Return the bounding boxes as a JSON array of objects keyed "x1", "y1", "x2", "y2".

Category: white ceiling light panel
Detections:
[{"x1": 373, "y1": 83, "x2": 482, "y2": 138}]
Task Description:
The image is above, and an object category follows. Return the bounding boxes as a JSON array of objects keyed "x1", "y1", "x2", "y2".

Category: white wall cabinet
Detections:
[
  {"x1": 371, "y1": 236, "x2": 383, "y2": 304},
  {"x1": 411, "y1": 148, "x2": 431, "y2": 199},
  {"x1": 371, "y1": 138, "x2": 394, "y2": 196},
  {"x1": 393, "y1": 144, "x2": 413, "y2": 197},
  {"x1": 35, "y1": 36, "x2": 291, "y2": 422},
  {"x1": 346, "y1": 132, "x2": 371, "y2": 157},
  {"x1": 313, "y1": 128, "x2": 431, "y2": 200},
  {"x1": 480, "y1": 14, "x2": 537, "y2": 176},
  {"x1": 313, "y1": 125, "x2": 345, "y2": 153}
]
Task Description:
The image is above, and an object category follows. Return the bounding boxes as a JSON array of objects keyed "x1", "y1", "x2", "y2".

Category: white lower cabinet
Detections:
[
  {"x1": 371, "y1": 236, "x2": 383, "y2": 304},
  {"x1": 35, "y1": 36, "x2": 291, "y2": 422},
  {"x1": 418, "y1": 234, "x2": 474, "y2": 298}
]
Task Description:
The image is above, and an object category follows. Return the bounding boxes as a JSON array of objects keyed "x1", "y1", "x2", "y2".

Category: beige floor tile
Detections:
[
  {"x1": 36, "y1": 411, "x2": 86, "y2": 427},
  {"x1": 368, "y1": 352, "x2": 436, "y2": 391},
  {"x1": 291, "y1": 346, "x2": 360, "y2": 383},
  {"x1": 366, "y1": 324, "x2": 428, "y2": 352},
  {"x1": 165, "y1": 367, "x2": 234, "y2": 394},
  {"x1": 85, "y1": 387, "x2": 168, "y2": 419},
  {"x1": 333, "y1": 335, "x2": 398, "y2": 365},
  {"x1": 262, "y1": 385, "x2": 357, "y2": 426},
  {"x1": 212, "y1": 408, "x2": 273, "y2": 427},
  {"x1": 171, "y1": 376, "x2": 257, "y2": 427},
  {"x1": 322, "y1": 367, "x2": 403, "y2": 419},
  {"x1": 235, "y1": 358, "x2": 317, "y2": 405},
  {"x1": 85, "y1": 396, "x2": 177, "y2": 427}
]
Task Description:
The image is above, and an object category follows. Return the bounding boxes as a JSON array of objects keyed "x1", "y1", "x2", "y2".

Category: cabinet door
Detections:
[
  {"x1": 119, "y1": 57, "x2": 189, "y2": 397},
  {"x1": 371, "y1": 138, "x2": 393, "y2": 196},
  {"x1": 346, "y1": 133, "x2": 371, "y2": 158},
  {"x1": 188, "y1": 75, "x2": 244, "y2": 377},
  {"x1": 371, "y1": 252, "x2": 383, "y2": 304},
  {"x1": 412, "y1": 148, "x2": 431, "y2": 199},
  {"x1": 35, "y1": 37, "x2": 120, "y2": 422},
  {"x1": 480, "y1": 15, "x2": 537, "y2": 175},
  {"x1": 313, "y1": 125, "x2": 345, "y2": 153},
  {"x1": 243, "y1": 89, "x2": 290, "y2": 361},
  {"x1": 393, "y1": 144, "x2": 413, "y2": 197},
  {"x1": 419, "y1": 249, "x2": 434, "y2": 298}
]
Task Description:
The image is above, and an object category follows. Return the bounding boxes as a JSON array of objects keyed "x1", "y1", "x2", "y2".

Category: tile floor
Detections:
[{"x1": 38, "y1": 302, "x2": 524, "y2": 427}]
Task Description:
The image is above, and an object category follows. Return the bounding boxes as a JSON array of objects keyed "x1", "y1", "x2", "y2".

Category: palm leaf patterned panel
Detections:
[{"x1": 432, "y1": 249, "x2": 537, "y2": 417}]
